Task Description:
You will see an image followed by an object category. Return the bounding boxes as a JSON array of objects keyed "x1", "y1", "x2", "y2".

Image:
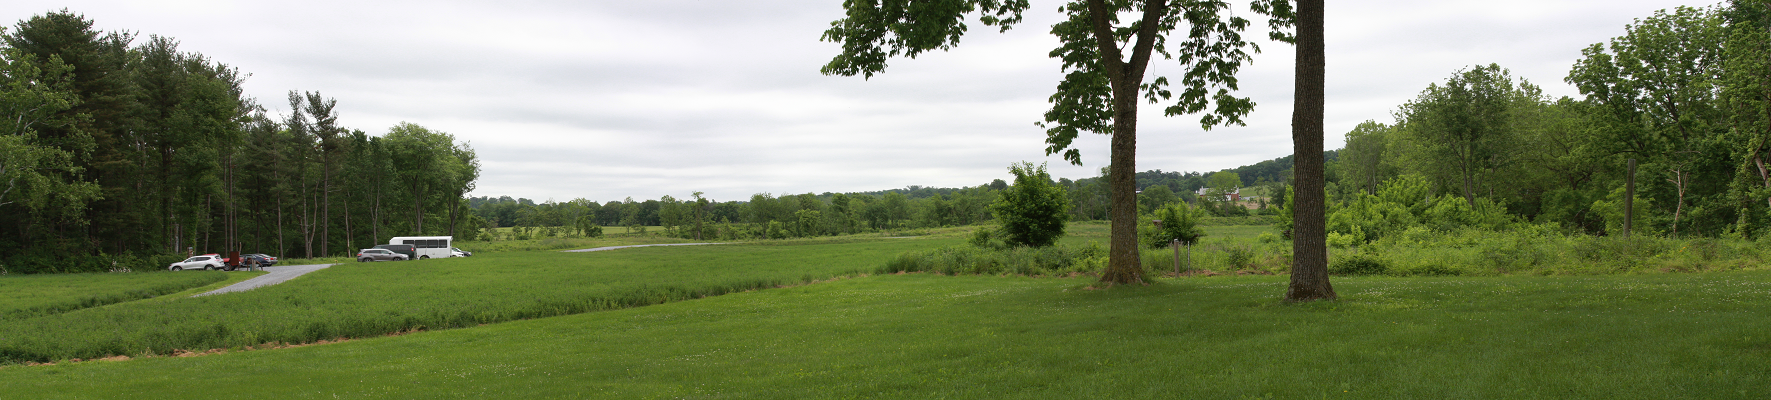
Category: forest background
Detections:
[{"x1": 4, "y1": 2, "x2": 1770, "y2": 274}]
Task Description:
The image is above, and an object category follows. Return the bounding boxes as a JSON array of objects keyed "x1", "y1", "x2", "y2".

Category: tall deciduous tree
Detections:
[
  {"x1": 0, "y1": 46, "x2": 97, "y2": 222},
  {"x1": 1284, "y1": 0, "x2": 1333, "y2": 302},
  {"x1": 821, "y1": 0, "x2": 1289, "y2": 285},
  {"x1": 1569, "y1": 5, "x2": 1727, "y2": 236},
  {"x1": 5, "y1": 11, "x2": 138, "y2": 253},
  {"x1": 1725, "y1": 0, "x2": 1771, "y2": 235},
  {"x1": 386, "y1": 122, "x2": 455, "y2": 235},
  {"x1": 1396, "y1": 64, "x2": 1530, "y2": 207},
  {"x1": 1340, "y1": 120, "x2": 1392, "y2": 195}
]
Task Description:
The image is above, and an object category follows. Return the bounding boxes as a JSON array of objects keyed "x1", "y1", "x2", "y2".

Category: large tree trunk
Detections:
[
  {"x1": 1089, "y1": 0, "x2": 1166, "y2": 285},
  {"x1": 1101, "y1": 105, "x2": 1143, "y2": 284},
  {"x1": 1286, "y1": 0, "x2": 1335, "y2": 302}
]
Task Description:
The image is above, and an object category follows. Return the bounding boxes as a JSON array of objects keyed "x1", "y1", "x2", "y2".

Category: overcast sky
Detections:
[{"x1": 1, "y1": 0, "x2": 1711, "y2": 203}]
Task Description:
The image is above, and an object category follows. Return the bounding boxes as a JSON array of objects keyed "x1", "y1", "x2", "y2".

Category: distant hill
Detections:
[{"x1": 472, "y1": 151, "x2": 1339, "y2": 207}]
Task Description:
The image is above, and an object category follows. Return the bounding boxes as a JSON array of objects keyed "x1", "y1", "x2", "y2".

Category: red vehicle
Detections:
[{"x1": 217, "y1": 252, "x2": 277, "y2": 271}]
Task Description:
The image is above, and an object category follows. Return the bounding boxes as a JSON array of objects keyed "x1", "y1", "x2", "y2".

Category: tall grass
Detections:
[
  {"x1": 879, "y1": 244, "x2": 1106, "y2": 276},
  {"x1": 0, "y1": 238, "x2": 959, "y2": 365},
  {"x1": 0, "y1": 272, "x2": 228, "y2": 320},
  {"x1": 1330, "y1": 225, "x2": 1771, "y2": 276}
]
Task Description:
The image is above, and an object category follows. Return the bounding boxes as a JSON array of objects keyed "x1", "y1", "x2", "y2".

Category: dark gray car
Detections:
[
  {"x1": 373, "y1": 244, "x2": 417, "y2": 260},
  {"x1": 357, "y1": 248, "x2": 408, "y2": 262}
]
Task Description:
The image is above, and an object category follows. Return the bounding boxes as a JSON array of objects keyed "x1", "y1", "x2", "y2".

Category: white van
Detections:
[{"x1": 388, "y1": 236, "x2": 455, "y2": 259}]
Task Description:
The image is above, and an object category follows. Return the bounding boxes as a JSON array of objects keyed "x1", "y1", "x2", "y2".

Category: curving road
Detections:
[{"x1": 194, "y1": 263, "x2": 335, "y2": 297}]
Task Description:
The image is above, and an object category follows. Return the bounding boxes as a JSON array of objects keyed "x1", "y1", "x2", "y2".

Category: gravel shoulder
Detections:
[{"x1": 194, "y1": 264, "x2": 336, "y2": 297}]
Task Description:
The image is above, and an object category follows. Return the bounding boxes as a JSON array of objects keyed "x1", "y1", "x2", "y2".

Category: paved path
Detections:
[
  {"x1": 195, "y1": 263, "x2": 336, "y2": 297},
  {"x1": 561, "y1": 243, "x2": 725, "y2": 253}
]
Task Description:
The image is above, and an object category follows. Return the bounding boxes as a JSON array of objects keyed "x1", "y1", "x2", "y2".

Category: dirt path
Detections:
[
  {"x1": 560, "y1": 243, "x2": 725, "y2": 252},
  {"x1": 194, "y1": 264, "x2": 335, "y2": 297}
]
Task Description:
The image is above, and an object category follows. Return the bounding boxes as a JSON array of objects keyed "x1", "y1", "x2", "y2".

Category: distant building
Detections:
[{"x1": 1196, "y1": 187, "x2": 1241, "y2": 201}]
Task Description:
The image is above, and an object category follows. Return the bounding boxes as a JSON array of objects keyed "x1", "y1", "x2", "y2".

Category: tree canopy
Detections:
[{"x1": 822, "y1": 0, "x2": 1294, "y2": 285}]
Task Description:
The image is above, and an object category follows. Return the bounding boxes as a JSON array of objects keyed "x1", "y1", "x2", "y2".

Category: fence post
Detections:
[{"x1": 1172, "y1": 238, "x2": 1181, "y2": 275}]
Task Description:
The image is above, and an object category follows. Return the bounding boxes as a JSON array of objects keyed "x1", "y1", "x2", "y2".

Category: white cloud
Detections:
[{"x1": 0, "y1": 0, "x2": 1710, "y2": 201}]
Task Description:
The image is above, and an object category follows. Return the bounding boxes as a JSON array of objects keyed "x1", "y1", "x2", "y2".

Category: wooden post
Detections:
[
  {"x1": 1172, "y1": 238, "x2": 1181, "y2": 275},
  {"x1": 1625, "y1": 158, "x2": 1636, "y2": 239}
]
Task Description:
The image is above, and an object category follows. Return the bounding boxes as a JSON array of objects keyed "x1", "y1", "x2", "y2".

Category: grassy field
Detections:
[
  {"x1": 5, "y1": 222, "x2": 1771, "y2": 397},
  {"x1": 4, "y1": 271, "x2": 1770, "y2": 398},
  {"x1": 0, "y1": 236, "x2": 961, "y2": 364},
  {"x1": 0, "y1": 272, "x2": 228, "y2": 320}
]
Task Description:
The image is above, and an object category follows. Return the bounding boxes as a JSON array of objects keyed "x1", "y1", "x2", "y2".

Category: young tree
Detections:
[
  {"x1": 1206, "y1": 171, "x2": 1242, "y2": 200},
  {"x1": 821, "y1": 0, "x2": 1290, "y2": 285},
  {"x1": 989, "y1": 162, "x2": 1070, "y2": 247},
  {"x1": 1149, "y1": 201, "x2": 1206, "y2": 246}
]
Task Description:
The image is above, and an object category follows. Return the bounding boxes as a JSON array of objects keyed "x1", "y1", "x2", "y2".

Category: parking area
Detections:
[{"x1": 193, "y1": 264, "x2": 336, "y2": 297}]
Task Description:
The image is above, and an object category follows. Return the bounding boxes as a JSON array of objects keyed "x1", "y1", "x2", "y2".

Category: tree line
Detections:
[
  {"x1": 1317, "y1": 2, "x2": 1771, "y2": 242},
  {"x1": 0, "y1": 11, "x2": 478, "y2": 273}
]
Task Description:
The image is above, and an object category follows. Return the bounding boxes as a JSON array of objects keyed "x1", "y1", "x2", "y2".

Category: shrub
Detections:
[
  {"x1": 990, "y1": 162, "x2": 1070, "y2": 247},
  {"x1": 1144, "y1": 202, "x2": 1206, "y2": 248},
  {"x1": 1329, "y1": 254, "x2": 1389, "y2": 276},
  {"x1": 969, "y1": 226, "x2": 1007, "y2": 250},
  {"x1": 879, "y1": 243, "x2": 1105, "y2": 276},
  {"x1": 1224, "y1": 245, "x2": 1255, "y2": 270}
]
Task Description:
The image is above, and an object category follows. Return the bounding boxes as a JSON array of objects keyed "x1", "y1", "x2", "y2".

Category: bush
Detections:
[
  {"x1": 1329, "y1": 254, "x2": 1390, "y2": 276},
  {"x1": 1143, "y1": 202, "x2": 1206, "y2": 248},
  {"x1": 1224, "y1": 245, "x2": 1255, "y2": 270},
  {"x1": 990, "y1": 162, "x2": 1070, "y2": 247},
  {"x1": 969, "y1": 226, "x2": 1007, "y2": 250}
]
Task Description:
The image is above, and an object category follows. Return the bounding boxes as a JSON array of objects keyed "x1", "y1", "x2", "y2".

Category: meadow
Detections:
[
  {"x1": 4, "y1": 222, "x2": 1771, "y2": 398},
  {"x1": 0, "y1": 272, "x2": 228, "y2": 320},
  {"x1": 0, "y1": 236, "x2": 961, "y2": 364},
  {"x1": 4, "y1": 271, "x2": 1769, "y2": 398}
]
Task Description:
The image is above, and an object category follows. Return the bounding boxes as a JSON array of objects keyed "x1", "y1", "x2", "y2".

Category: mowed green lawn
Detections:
[{"x1": 5, "y1": 267, "x2": 1770, "y2": 398}]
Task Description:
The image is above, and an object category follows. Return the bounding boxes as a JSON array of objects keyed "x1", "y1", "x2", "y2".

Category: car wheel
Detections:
[
  {"x1": 171, "y1": 266, "x2": 183, "y2": 271},
  {"x1": 420, "y1": 255, "x2": 429, "y2": 260}
]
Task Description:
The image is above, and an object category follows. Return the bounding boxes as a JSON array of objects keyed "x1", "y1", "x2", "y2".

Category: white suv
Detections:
[{"x1": 168, "y1": 255, "x2": 225, "y2": 271}]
